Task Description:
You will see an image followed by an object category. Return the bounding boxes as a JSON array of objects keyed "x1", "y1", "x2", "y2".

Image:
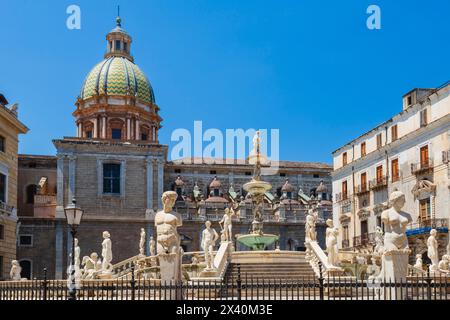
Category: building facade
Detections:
[
  {"x1": 332, "y1": 82, "x2": 450, "y2": 262},
  {"x1": 16, "y1": 18, "x2": 333, "y2": 279},
  {"x1": 0, "y1": 94, "x2": 28, "y2": 280}
]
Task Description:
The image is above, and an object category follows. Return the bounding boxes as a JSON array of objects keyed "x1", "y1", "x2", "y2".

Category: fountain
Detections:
[{"x1": 236, "y1": 131, "x2": 279, "y2": 250}]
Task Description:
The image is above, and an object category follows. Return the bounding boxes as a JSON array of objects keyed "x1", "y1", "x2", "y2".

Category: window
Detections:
[
  {"x1": 109, "y1": 41, "x2": 112, "y2": 51},
  {"x1": 343, "y1": 226, "x2": 349, "y2": 241},
  {"x1": 19, "y1": 260, "x2": 31, "y2": 280},
  {"x1": 420, "y1": 145, "x2": 429, "y2": 167},
  {"x1": 391, "y1": 125, "x2": 398, "y2": 142},
  {"x1": 26, "y1": 185, "x2": 37, "y2": 204},
  {"x1": 210, "y1": 170, "x2": 216, "y2": 175},
  {"x1": 391, "y1": 159, "x2": 399, "y2": 182},
  {"x1": 279, "y1": 172, "x2": 286, "y2": 177},
  {"x1": 103, "y1": 164, "x2": 121, "y2": 194},
  {"x1": 420, "y1": 109, "x2": 428, "y2": 127},
  {"x1": 213, "y1": 189, "x2": 220, "y2": 197},
  {"x1": 313, "y1": 174, "x2": 320, "y2": 178},
  {"x1": 86, "y1": 131, "x2": 92, "y2": 139},
  {"x1": 174, "y1": 169, "x2": 181, "y2": 174},
  {"x1": 376, "y1": 165, "x2": 383, "y2": 183},
  {"x1": 407, "y1": 95, "x2": 412, "y2": 106},
  {"x1": 0, "y1": 173, "x2": 5, "y2": 203},
  {"x1": 419, "y1": 198, "x2": 431, "y2": 222},
  {"x1": 115, "y1": 40, "x2": 121, "y2": 51},
  {"x1": 342, "y1": 181, "x2": 348, "y2": 199},
  {"x1": 123, "y1": 42, "x2": 128, "y2": 52},
  {"x1": 141, "y1": 133, "x2": 148, "y2": 141},
  {"x1": 0, "y1": 224, "x2": 4, "y2": 240},
  {"x1": 112, "y1": 129, "x2": 122, "y2": 140},
  {"x1": 0, "y1": 135, "x2": 4, "y2": 152},
  {"x1": 19, "y1": 235, "x2": 33, "y2": 247},
  {"x1": 245, "y1": 172, "x2": 252, "y2": 176},
  {"x1": 376, "y1": 133, "x2": 382, "y2": 149},
  {"x1": 342, "y1": 152, "x2": 347, "y2": 166},
  {"x1": 360, "y1": 172, "x2": 367, "y2": 191},
  {"x1": 360, "y1": 142, "x2": 366, "y2": 157}
]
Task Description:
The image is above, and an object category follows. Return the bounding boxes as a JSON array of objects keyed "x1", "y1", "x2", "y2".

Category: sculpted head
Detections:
[
  {"x1": 416, "y1": 254, "x2": 422, "y2": 259},
  {"x1": 74, "y1": 238, "x2": 79, "y2": 246},
  {"x1": 389, "y1": 190, "x2": 406, "y2": 211},
  {"x1": 11, "y1": 260, "x2": 19, "y2": 267},
  {"x1": 430, "y1": 229, "x2": 437, "y2": 237},
  {"x1": 205, "y1": 220, "x2": 212, "y2": 228},
  {"x1": 161, "y1": 191, "x2": 177, "y2": 213},
  {"x1": 103, "y1": 231, "x2": 110, "y2": 239},
  {"x1": 90, "y1": 252, "x2": 98, "y2": 260},
  {"x1": 326, "y1": 219, "x2": 333, "y2": 228}
]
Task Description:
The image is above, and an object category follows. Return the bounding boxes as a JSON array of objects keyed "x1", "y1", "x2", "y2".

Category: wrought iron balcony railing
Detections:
[
  {"x1": 354, "y1": 184, "x2": 369, "y2": 195},
  {"x1": 369, "y1": 176, "x2": 388, "y2": 190},
  {"x1": 407, "y1": 218, "x2": 448, "y2": 231},
  {"x1": 0, "y1": 200, "x2": 15, "y2": 216},
  {"x1": 352, "y1": 232, "x2": 376, "y2": 247},
  {"x1": 411, "y1": 158, "x2": 434, "y2": 175},
  {"x1": 335, "y1": 192, "x2": 351, "y2": 203}
]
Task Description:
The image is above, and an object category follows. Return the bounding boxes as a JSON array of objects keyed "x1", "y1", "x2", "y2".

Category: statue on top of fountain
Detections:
[{"x1": 251, "y1": 131, "x2": 262, "y2": 181}]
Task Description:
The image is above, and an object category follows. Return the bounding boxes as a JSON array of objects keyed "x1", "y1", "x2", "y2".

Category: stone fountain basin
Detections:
[
  {"x1": 243, "y1": 180, "x2": 272, "y2": 194},
  {"x1": 236, "y1": 234, "x2": 279, "y2": 251}
]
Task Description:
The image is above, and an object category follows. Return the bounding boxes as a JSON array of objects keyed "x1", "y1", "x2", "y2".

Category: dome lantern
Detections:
[{"x1": 104, "y1": 14, "x2": 133, "y2": 62}]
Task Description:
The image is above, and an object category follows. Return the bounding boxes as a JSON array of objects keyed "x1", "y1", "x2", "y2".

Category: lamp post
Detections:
[{"x1": 64, "y1": 198, "x2": 84, "y2": 300}]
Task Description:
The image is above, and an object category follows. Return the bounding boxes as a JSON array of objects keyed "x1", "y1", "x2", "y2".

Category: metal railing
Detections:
[
  {"x1": 369, "y1": 176, "x2": 388, "y2": 190},
  {"x1": 0, "y1": 200, "x2": 15, "y2": 216},
  {"x1": 353, "y1": 233, "x2": 376, "y2": 247},
  {"x1": 1, "y1": 267, "x2": 449, "y2": 300},
  {"x1": 407, "y1": 218, "x2": 448, "y2": 231},
  {"x1": 411, "y1": 158, "x2": 434, "y2": 174},
  {"x1": 341, "y1": 239, "x2": 350, "y2": 249},
  {"x1": 354, "y1": 184, "x2": 369, "y2": 195}
]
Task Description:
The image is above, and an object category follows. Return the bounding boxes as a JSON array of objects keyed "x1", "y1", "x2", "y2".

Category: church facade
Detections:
[{"x1": 16, "y1": 18, "x2": 332, "y2": 279}]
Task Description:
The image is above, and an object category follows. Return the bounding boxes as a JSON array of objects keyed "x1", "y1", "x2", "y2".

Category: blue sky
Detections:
[{"x1": 1, "y1": 0, "x2": 449, "y2": 163}]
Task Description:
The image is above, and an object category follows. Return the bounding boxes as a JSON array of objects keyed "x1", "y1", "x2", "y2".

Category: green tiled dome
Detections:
[{"x1": 80, "y1": 57, "x2": 155, "y2": 104}]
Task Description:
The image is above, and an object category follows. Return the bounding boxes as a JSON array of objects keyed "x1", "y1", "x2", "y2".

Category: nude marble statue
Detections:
[
  {"x1": 155, "y1": 191, "x2": 182, "y2": 254},
  {"x1": 101, "y1": 231, "x2": 113, "y2": 273},
  {"x1": 427, "y1": 229, "x2": 439, "y2": 272},
  {"x1": 10, "y1": 260, "x2": 22, "y2": 281},
  {"x1": 139, "y1": 228, "x2": 146, "y2": 256},
  {"x1": 219, "y1": 207, "x2": 234, "y2": 242},
  {"x1": 201, "y1": 221, "x2": 219, "y2": 270},
  {"x1": 325, "y1": 219, "x2": 339, "y2": 267}
]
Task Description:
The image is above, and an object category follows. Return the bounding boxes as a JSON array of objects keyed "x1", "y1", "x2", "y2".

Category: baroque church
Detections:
[{"x1": 16, "y1": 17, "x2": 332, "y2": 279}]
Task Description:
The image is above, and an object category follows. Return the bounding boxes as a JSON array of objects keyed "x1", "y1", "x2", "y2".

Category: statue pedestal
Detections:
[
  {"x1": 380, "y1": 249, "x2": 410, "y2": 300},
  {"x1": 158, "y1": 251, "x2": 183, "y2": 299},
  {"x1": 98, "y1": 272, "x2": 113, "y2": 280},
  {"x1": 199, "y1": 268, "x2": 218, "y2": 278}
]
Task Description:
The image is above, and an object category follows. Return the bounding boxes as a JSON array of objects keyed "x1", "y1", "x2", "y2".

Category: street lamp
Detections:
[{"x1": 64, "y1": 198, "x2": 83, "y2": 300}]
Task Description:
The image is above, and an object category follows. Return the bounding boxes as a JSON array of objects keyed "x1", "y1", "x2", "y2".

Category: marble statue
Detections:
[
  {"x1": 74, "y1": 238, "x2": 82, "y2": 281},
  {"x1": 413, "y1": 253, "x2": 423, "y2": 270},
  {"x1": 219, "y1": 207, "x2": 234, "y2": 242},
  {"x1": 149, "y1": 236, "x2": 156, "y2": 256},
  {"x1": 325, "y1": 219, "x2": 339, "y2": 267},
  {"x1": 81, "y1": 252, "x2": 102, "y2": 279},
  {"x1": 427, "y1": 229, "x2": 439, "y2": 273},
  {"x1": 201, "y1": 221, "x2": 219, "y2": 270},
  {"x1": 438, "y1": 255, "x2": 449, "y2": 275},
  {"x1": 373, "y1": 226, "x2": 384, "y2": 256},
  {"x1": 378, "y1": 191, "x2": 412, "y2": 298},
  {"x1": 101, "y1": 231, "x2": 113, "y2": 273},
  {"x1": 381, "y1": 191, "x2": 412, "y2": 251},
  {"x1": 155, "y1": 191, "x2": 183, "y2": 286},
  {"x1": 367, "y1": 257, "x2": 381, "y2": 279},
  {"x1": 10, "y1": 260, "x2": 22, "y2": 280},
  {"x1": 251, "y1": 131, "x2": 261, "y2": 180},
  {"x1": 139, "y1": 228, "x2": 146, "y2": 256},
  {"x1": 305, "y1": 212, "x2": 317, "y2": 242},
  {"x1": 155, "y1": 191, "x2": 182, "y2": 254}
]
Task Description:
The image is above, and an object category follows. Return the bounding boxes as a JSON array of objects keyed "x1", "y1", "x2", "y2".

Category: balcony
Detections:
[
  {"x1": 0, "y1": 200, "x2": 15, "y2": 216},
  {"x1": 354, "y1": 184, "x2": 369, "y2": 196},
  {"x1": 411, "y1": 158, "x2": 434, "y2": 175},
  {"x1": 33, "y1": 194, "x2": 56, "y2": 218},
  {"x1": 352, "y1": 232, "x2": 376, "y2": 247},
  {"x1": 335, "y1": 192, "x2": 351, "y2": 203},
  {"x1": 369, "y1": 176, "x2": 388, "y2": 190},
  {"x1": 406, "y1": 218, "x2": 448, "y2": 237}
]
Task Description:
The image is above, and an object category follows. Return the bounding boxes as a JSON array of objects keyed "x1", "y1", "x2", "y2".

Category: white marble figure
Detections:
[
  {"x1": 74, "y1": 238, "x2": 82, "y2": 281},
  {"x1": 219, "y1": 207, "x2": 234, "y2": 242},
  {"x1": 81, "y1": 252, "x2": 102, "y2": 279},
  {"x1": 101, "y1": 231, "x2": 113, "y2": 273},
  {"x1": 155, "y1": 191, "x2": 182, "y2": 254},
  {"x1": 201, "y1": 221, "x2": 219, "y2": 270},
  {"x1": 325, "y1": 219, "x2": 339, "y2": 267},
  {"x1": 367, "y1": 257, "x2": 381, "y2": 279},
  {"x1": 427, "y1": 229, "x2": 439, "y2": 273},
  {"x1": 10, "y1": 260, "x2": 22, "y2": 280},
  {"x1": 305, "y1": 212, "x2": 317, "y2": 242},
  {"x1": 413, "y1": 253, "x2": 423, "y2": 270},
  {"x1": 373, "y1": 226, "x2": 384, "y2": 256},
  {"x1": 139, "y1": 228, "x2": 146, "y2": 256},
  {"x1": 438, "y1": 255, "x2": 449, "y2": 275},
  {"x1": 149, "y1": 236, "x2": 156, "y2": 256},
  {"x1": 381, "y1": 191, "x2": 412, "y2": 252}
]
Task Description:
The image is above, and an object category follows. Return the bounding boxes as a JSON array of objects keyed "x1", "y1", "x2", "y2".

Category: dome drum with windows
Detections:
[{"x1": 74, "y1": 16, "x2": 161, "y2": 143}]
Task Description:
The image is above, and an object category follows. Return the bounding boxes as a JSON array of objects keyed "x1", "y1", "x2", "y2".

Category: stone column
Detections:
[
  {"x1": 146, "y1": 157, "x2": 154, "y2": 214},
  {"x1": 157, "y1": 159, "x2": 164, "y2": 209},
  {"x1": 102, "y1": 116, "x2": 107, "y2": 139},
  {"x1": 430, "y1": 194, "x2": 435, "y2": 219},
  {"x1": 135, "y1": 119, "x2": 140, "y2": 141},
  {"x1": 153, "y1": 126, "x2": 156, "y2": 142},
  {"x1": 55, "y1": 222, "x2": 63, "y2": 279},
  {"x1": 68, "y1": 155, "x2": 76, "y2": 202},
  {"x1": 77, "y1": 122, "x2": 82, "y2": 138},
  {"x1": 56, "y1": 156, "x2": 65, "y2": 218},
  {"x1": 126, "y1": 118, "x2": 131, "y2": 140},
  {"x1": 93, "y1": 118, "x2": 98, "y2": 138}
]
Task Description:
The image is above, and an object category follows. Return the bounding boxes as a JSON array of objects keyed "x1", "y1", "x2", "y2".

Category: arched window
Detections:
[
  {"x1": 19, "y1": 260, "x2": 32, "y2": 279},
  {"x1": 26, "y1": 185, "x2": 37, "y2": 204}
]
